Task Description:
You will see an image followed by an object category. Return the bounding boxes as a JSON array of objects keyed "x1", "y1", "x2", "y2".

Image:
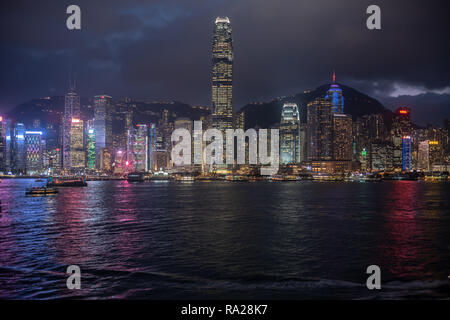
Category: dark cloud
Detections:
[{"x1": 1, "y1": 0, "x2": 449, "y2": 125}]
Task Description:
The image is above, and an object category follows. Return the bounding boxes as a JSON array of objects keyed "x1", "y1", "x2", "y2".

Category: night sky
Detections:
[{"x1": 1, "y1": 0, "x2": 449, "y2": 125}]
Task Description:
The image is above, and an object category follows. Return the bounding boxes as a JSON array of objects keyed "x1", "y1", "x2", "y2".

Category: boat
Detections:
[
  {"x1": 35, "y1": 179, "x2": 45, "y2": 182},
  {"x1": 127, "y1": 172, "x2": 145, "y2": 182},
  {"x1": 26, "y1": 187, "x2": 59, "y2": 196},
  {"x1": 47, "y1": 177, "x2": 87, "y2": 187},
  {"x1": 150, "y1": 169, "x2": 170, "y2": 180}
]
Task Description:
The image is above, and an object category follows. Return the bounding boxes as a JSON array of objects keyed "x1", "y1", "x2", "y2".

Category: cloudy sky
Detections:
[{"x1": 1, "y1": 0, "x2": 449, "y2": 125}]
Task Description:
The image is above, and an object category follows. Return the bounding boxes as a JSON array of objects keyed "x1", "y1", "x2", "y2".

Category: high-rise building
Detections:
[
  {"x1": 86, "y1": 120, "x2": 96, "y2": 170},
  {"x1": 402, "y1": 135, "x2": 412, "y2": 171},
  {"x1": 307, "y1": 97, "x2": 333, "y2": 161},
  {"x1": 0, "y1": 116, "x2": 7, "y2": 173},
  {"x1": 212, "y1": 17, "x2": 233, "y2": 131},
  {"x1": 148, "y1": 124, "x2": 158, "y2": 172},
  {"x1": 325, "y1": 71, "x2": 344, "y2": 114},
  {"x1": 63, "y1": 83, "x2": 80, "y2": 169},
  {"x1": 332, "y1": 113, "x2": 352, "y2": 161},
  {"x1": 12, "y1": 123, "x2": 26, "y2": 174},
  {"x1": 25, "y1": 131, "x2": 43, "y2": 174},
  {"x1": 391, "y1": 107, "x2": 411, "y2": 171},
  {"x1": 280, "y1": 103, "x2": 300, "y2": 164},
  {"x1": 133, "y1": 124, "x2": 148, "y2": 172},
  {"x1": 70, "y1": 119, "x2": 85, "y2": 169},
  {"x1": 93, "y1": 95, "x2": 113, "y2": 170}
]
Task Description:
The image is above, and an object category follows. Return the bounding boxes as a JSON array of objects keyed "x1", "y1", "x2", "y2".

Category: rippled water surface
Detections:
[{"x1": 0, "y1": 179, "x2": 449, "y2": 299}]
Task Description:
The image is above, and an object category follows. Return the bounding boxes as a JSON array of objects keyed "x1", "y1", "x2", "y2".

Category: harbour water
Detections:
[{"x1": 0, "y1": 179, "x2": 449, "y2": 299}]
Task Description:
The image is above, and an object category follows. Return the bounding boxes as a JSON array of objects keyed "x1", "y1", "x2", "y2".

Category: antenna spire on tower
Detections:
[{"x1": 332, "y1": 69, "x2": 336, "y2": 83}]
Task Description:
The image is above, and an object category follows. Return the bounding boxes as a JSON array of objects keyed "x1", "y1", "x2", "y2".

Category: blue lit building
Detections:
[
  {"x1": 402, "y1": 135, "x2": 412, "y2": 171},
  {"x1": 325, "y1": 71, "x2": 344, "y2": 113},
  {"x1": 12, "y1": 123, "x2": 26, "y2": 174}
]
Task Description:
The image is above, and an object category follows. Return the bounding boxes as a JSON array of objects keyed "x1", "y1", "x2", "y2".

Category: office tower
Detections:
[
  {"x1": 25, "y1": 131, "x2": 43, "y2": 174},
  {"x1": 402, "y1": 135, "x2": 412, "y2": 171},
  {"x1": 332, "y1": 113, "x2": 352, "y2": 161},
  {"x1": 70, "y1": 119, "x2": 85, "y2": 169},
  {"x1": 370, "y1": 141, "x2": 393, "y2": 172},
  {"x1": 0, "y1": 116, "x2": 6, "y2": 172},
  {"x1": 280, "y1": 103, "x2": 300, "y2": 164},
  {"x1": 212, "y1": 17, "x2": 233, "y2": 131},
  {"x1": 93, "y1": 95, "x2": 113, "y2": 170},
  {"x1": 325, "y1": 71, "x2": 344, "y2": 113},
  {"x1": 12, "y1": 123, "x2": 26, "y2": 174},
  {"x1": 133, "y1": 124, "x2": 148, "y2": 172},
  {"x1": 148, "y1": 124, "x2": 158, "y2": 171},
  {"x1": 300, "y1": 123, "x2": 308, "y2": 163},
  {"x1": 86, "y1": 120, "x2": 96, "y2": 170},
  {"x1": 307, "y1": 97, "x2": 333, "y2": 161},
  {"x1": 233, "y1": 110, "x2": 245, "y2": 130},
  {"x1": 391, "y1": 107, "x2": 411, "y2": 171},
  {"x1": 63, "y1": 83, "x2": 80, "y2": 169}
]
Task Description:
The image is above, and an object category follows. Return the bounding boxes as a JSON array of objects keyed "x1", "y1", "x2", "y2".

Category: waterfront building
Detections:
[
  {"x1": 86, "y1": 120, "x2": 96, "y2": 170},
  {"x1": 391, "y1": 107, "x2": 412, "y2": 171},
  {"x1": 93, "y1": 95, "x2": 113, "y2": 171},
  {"x1": 332, "y1": 113, "x2": 352, "y2": 161},
  {"x1": 307, "y1": 97, "x2": 333, "y2": 161},
  {"x1": 133, "y1": 124, "x2": 149, "y2": 172},
  {"x1": 280, "y1": 103, "x2": 300, "y2": 164},
  {"x1": 212, "y1": 17, "x2": 233, "y2": 131},
  {"x1": 25, "y1": 130, "x2": 43, "y2": 174},
  {"x1": 0, "y1": 116, "x2": 7, "y2": 172},
  {"x1": 70, "y1": 119, "x2": 85, "y2": 169},
  {"x1": 12, "y1": 123, "x2": 26, "y2": 174},
  {"x1": 63, "y1": 83, "x2": 80, "y2": 169}
]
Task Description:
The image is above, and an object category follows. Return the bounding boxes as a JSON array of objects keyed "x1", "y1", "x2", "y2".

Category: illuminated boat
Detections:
[
  {"x1": 47, "y1": 177, "x2": 87, "y2": 187},
  {"x1": 127, "y1": 172, "x2": 145, "y2": 182},
  {"x1": 26, "y1": 187, "x2": 59, "y2": 196}
]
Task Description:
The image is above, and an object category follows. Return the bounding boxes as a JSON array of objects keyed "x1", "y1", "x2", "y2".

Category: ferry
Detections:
[
  {"x1": 127, "y1": 172, "x2": 145, "y2": 182},
  {"x1": 47, "y1": 177, "x2": 87, "y2": 187},
  {"x1": 150, "y1": 169, "x2": 170, "y2": 180},
  {"x1": 26, "y1": 187, "x2": 59, "y2": 196}
]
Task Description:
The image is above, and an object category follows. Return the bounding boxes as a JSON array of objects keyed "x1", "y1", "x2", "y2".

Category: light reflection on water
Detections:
[{"x1": 0, "y1": 179, "x2": 448, "y2": 299}]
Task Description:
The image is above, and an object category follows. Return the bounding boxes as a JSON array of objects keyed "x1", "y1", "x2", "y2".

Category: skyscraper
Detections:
[
  {"x1": 93, "y1": 95, "x2": 113, "y2": 170},
  {"x1": 280, "y1": 103, "x2": 300, "y2": 164},
  {"x1": 25, "y1": 131, "x2": 43, "y2": 174},
  {"x1": 307, "y1": 97, "x2": 333, "y2": 161},
  {"x1": 70, "y1": 119, "x2": 85, "y2": 169},
  {"x1": 332, "y1": 113, "x2": 352, "y2": 161},
  {"x1": 63, "y1": 83, "x2": 80, "y2": 170},
  {"x1": 12, "y1": 123, "x2": 26, "y2": 174},
  {"x1": 86, "y1": 120, "x2": 96, "y2": 170},
  {"x1": 133, "y1": 124, "x2": 148, "y2": 172},
  {"x1": 0, "y1": 116, "x2": 7, "y2": 173},
  {"x1": 391, "y1": 107, "x2": 411, "y2": 171},
  {"x1": 325, "y1": 71, "x2": 344, "y2": 114},
  {"x1": 212, "y1": 17, "x2": 233, "y2": 131}
]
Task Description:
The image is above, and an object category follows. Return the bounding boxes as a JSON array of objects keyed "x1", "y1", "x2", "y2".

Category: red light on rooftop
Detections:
[
  {"x1": 399, "y1": 110, "x2": 408, "y2": 114},
  {"x1": 56, "y1": 148, "x2": 60, "y2": 151},
  {"x1": 101, "y1": 96, "x2": 105, "y2": 99}
]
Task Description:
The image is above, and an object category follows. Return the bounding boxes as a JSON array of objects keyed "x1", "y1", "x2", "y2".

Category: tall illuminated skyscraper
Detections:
[
  {"x1": 280, "y1": 103, "x2": 300, "y2": 164},
  {"x1": 93, "y1": 95, "x2": 113, "y2": 170},
  {"x1": 325, "y1": 71, "x2": 344, "y2": 114},
  {"x1": 391, "y1": 107, "x2": 411, "y2": 171},
  {"x1": 70, "y1": 119, "x2": 85, "y2": 169},
  {"x1": 25, "y1": 131, "x2": 43, "y2": 174},
  {"x1": 12, "y1": 123, "x2": 26, "y2": 174},
  {"x1": 86, "y1": 120, "x2": 96, "y2": 170},
  {"x1": 132, "y1": 124, "x2": 148, "y2": 172},
  {"x1": 307, "y1": 98, "x2": 333, "y2": 161},
  {"x1": 332, "y1": 113, "x2": 352, "y2": 161},
  {"x1": 212, "y1": 17, "x2": 233, "y2": 131},
  {"x1": 63, "y1": 82, "x2": 80, "y2": 169}
]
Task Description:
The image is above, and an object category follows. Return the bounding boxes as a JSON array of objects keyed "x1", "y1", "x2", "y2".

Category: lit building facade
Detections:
[
  {"x1": 212, "y1": 17, "x2": 233, "y2": 131},
  {"x1": 280, "y1": 103, "x2": 300, "y2": 164},
  {"x1": 93, "y1": 95, "x2": 113, "y2": 171},
  {"x1": 133, "y1": 124, "x2": 148, "y2": 172},
  {"x1": 69, "y1": 119, "x2": 85, "y2": 169},
  {"x1": 86, "y1": 120, "x2": 96, "y2": 170},
  {"x1": 63, "y1": 85, "x2": 80, "y2": 169},
  {"x1": 307, "y1": 97, "x2": 333, "y2": 161},
  {"x1": 25, "y1": 131, "x2": 43, "y2": 174},
  {"x1": 332, "y1": 113, "x2": 352, "y2": 161}
]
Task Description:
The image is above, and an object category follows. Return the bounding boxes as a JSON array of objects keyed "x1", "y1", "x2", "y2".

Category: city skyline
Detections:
[{"x1": 1, "y1": 0, "x2": 450, "y2": 126}]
